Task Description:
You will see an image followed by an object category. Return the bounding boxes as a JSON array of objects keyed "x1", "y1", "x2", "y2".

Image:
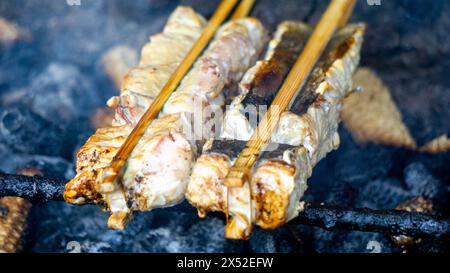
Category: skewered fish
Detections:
[
  {"x1": 121, "y1": 18, "x2": 267, "y2": 212},
  {"x1": 187, "y1": 23, "x2": 365, "y2": 239},
  {"x1": 107, "y1": 6, "x2": 207, "y2": 126},
  {"x1": 186, "y1": 20, "x2": 311, "y2": 216},
  {"x1": 65, "y1": 11, "x2": 268, "y2": 229},
  {"x1": 65, "y1": 6, "x2": 207, "y2": 206}
]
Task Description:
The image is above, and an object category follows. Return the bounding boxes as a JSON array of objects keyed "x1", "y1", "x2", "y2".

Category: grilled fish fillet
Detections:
[
  {"x1": 65, "y1": 14, "x2": 268, "y2": 230},
  {"x1": 186, "y1": 20, "x2": 311, "y2": 215},
  {"x1": 119, "y1": 18, "x2": 267, "y2": 215},
  {"x1": 107, "y1": 6, "x2": 207, "y2": 126},
  {"x1": 65, "y1": 6, "x2": 206, "y2": 206},
  {"x1": 187, "y1": 24, "x2": 365, "y2": 239}
]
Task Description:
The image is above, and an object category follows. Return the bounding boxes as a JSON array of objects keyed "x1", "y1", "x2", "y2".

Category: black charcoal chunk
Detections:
[
  {"x1": 356, "y1": 178, "x2": 411, "y2": 210},
  {"x1": 0, "y1": 144, "x2": 74, "y2": 180},
  {"x1": 324, "y1": 182, "x2": 355, "y2": 207},
  {"x1": 404, "y1": 162, "x2": 445, "y2": 200},
  {"x1": 249, "y1": 227, "x2": 302, "y2": 253},
  {"x1": 0, "y1": 106, "x2": 65, "y2": 156},
  {"x1": 29, "y1": 201, "x2": 244, "y2": 253},
  {"x1": 25, "y1": 63, "x2": 100, "y2": 124},
  {"x1": 310, "y1": 228, "x2": 396, "y2": 253},
  {"x1": 335, "y1": 145, "x2": 394, "y2": 186}
]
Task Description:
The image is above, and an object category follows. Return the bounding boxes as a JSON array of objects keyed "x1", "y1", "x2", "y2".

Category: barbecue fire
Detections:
[{"x1": 0, "y1": 0, "x2": 448, "y2": 253}]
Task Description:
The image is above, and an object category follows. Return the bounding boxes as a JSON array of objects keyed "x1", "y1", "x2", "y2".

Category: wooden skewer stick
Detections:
[
  {"x1": 224, "y1": 0, "x2": 357, "y2": 188},
  {"x1": 231, "y1": 0, "x2": 256, "y2": 19}
]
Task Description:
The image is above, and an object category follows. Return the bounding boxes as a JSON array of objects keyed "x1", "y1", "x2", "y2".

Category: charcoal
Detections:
[
  {"x1": 335, "y1": 145, "x2": 394, "y2": 186},
  {"x1": 0, "y1": 106, "x2": 65, "y2": 156},
  {"x1": 355, "y1": 0, "x2": 450, "y2": 70},
  {"x1": 355, "y1": 178, "x2": 412, "y2": 210},
  {"x1": 406, "y1": 152, "x2": 450, "y2": 185},
  {"x1": 404, "y1": 162, "x2": 446, "y2": 201},
  {"x1": 304, "y1": 227, "x2": 397, "y2": 253},
  {"x1": 249, "y1": 227, "x2": 302, "y2": 253},
  {"x1": 29, "y1": 201, "x2": 244, "y2": 253},
  {"x1": 178, "y1": 0, "x2": 219, "y2": 18},
  {"x1": 0, "y1": 144, "x2": 74, "y2": 179},
  {"x1": 25, "y1": 63, "x2": 100, "y2": 124},
  {"x1": 0, "y1": 42, "x2": 42, "y2": 93},
  {"x1": 251, "y1": 0, "x2": 318, "y2": 31},
  {"x1": 384, "y1": 78, "x2": 450, "y2": 146},
  {"x1": 324, "y1": 182, "x2": 355, "y2": 207}
]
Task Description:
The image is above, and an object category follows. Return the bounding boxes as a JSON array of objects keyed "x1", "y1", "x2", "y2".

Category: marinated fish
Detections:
[
  {"x1": 65, "y1": 6, "x2": 207, "y2": 207},
  {"x1": 186, "y1": 20, "x2": 311, "y2": 216},
  {"x1": 107, "y1": 6, "x2": 207, "y2": 126},
  {"x1": 65, "y1": 15, "x2": 268, "y2": 230},
  {"x1": 187, "y1": 23, "x2": 365, "y2": 239}
]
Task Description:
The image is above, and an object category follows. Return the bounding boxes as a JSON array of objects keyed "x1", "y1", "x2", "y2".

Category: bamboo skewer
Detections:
[
  {"x1": 231, "y1": 0, "x2": 256, "y2": 20},
  {"x1": 224, "y1": 0, "x2": 357, "y2": 188}
]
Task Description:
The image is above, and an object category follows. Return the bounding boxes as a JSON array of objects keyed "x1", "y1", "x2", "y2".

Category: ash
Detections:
[{"x1": 0, "y1": 0, "x2": 449, "y2": 253}]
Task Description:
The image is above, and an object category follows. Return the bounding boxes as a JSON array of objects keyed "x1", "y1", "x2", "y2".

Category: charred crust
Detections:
[{"x1": 210, "y1": 140, "x2": 247, "y2": 158}]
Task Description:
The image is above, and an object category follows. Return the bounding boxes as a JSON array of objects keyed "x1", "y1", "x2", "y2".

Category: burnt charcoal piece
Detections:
[
  {"x1": 0, "y1": 42, "x2": 42, "y2": 92},
  {"x1": 335, "y1": 145, "x2": 394, "y2": 186},
  {"x1": 356, "y1": 178, "x2": 411, "y2": 210},
  {"x1": 404, "y1": 162, "x2": 446, "y2": 202},
  {"x1": 251, "y1": 0, "x2": 318, "y2": 30},
  {"x1": 249, "y1": 227, "x2": 302, "y2": 253},
  {"x1": 324, "y1": 182, "x2": 355, "y2": 207},
  {"x1": 0, "y1": 144, "x2": 74, "y2": 180},
  {"x1": 178, "y1": 0, "x2": 219, "y2": 18},
  {"x1": 25, "y1": 63, "x2": 100, "y2": 124},
  {"x1": 407, "y1": 152, "x2": 450, "y2": 185},
  {"x1": 397, "y1": 0, "x2": 446, "y2": 31},
  {"x1": 310, "y1": 228, "x2": 395, "y2": 253},
  {"x1": 0, "y1": 106, "x2": 65, "y2": 156},
  {"x1": 0, "y1": 173, "x2": 65, "y2": 203},
  {"x1": 386, "y1": 79, "x2": 450, "y2": 146},
  {"x1": 29, "y1": 201, "x2": 244, "y2": 253}
]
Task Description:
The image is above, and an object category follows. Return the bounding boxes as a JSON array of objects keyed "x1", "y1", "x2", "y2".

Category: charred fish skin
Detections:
[
  {"x1": 64, "y1": 7, "x2": 207, "y2": 206},
  {"x1": 120, "y1": 18, "x2": 268, "y2": 214},
  {"x1": 186, "y1": 21, "x2": 311, "y2": 220},
  {"x1": 221, "y1": 21, "x2": 311, "y2": 141}
]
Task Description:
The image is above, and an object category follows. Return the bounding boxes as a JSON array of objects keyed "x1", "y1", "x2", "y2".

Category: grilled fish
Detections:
[
  {"x1": 186, "y1": 20, "x2": 311, "y2": 216},
  {"x1": 65, "y1": 6, "x2": 207, "y2": 207},
  {"x1": 65, "y1": 14, "x2": 268, "y2": 230},
  {"x1": 119, "y1": 18, "x2": 267, "y2": 215},
  {"x1": 107, "y1": 6, "x2": 207, "y2": 126},
  {"x1": 187, "y1": 23, "x2": 365, "y2": 239}
]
